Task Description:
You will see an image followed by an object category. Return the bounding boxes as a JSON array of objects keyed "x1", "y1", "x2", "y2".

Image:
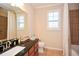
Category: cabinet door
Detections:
[
  {"x1": 35, "y1": 47, "x2": 38, "y2": 53},
  {"x1": 29, "y1": 51, "x2": 35, "y2": 56},
  {"x1": 24, "y1": 52, "x2": 28, "y2": 56},
  {"x1": 35, "y1": 42, "x2": 38, "y2": 48},
  {"x1": 29, "y1": 45, "x2": 35, "y2": 55},
  {"x1": 35, "y1": 42, "x2": 38, "y2": 56},
  {"x1": 35, "y1": 52, "x2": 39, "y2": 56}
]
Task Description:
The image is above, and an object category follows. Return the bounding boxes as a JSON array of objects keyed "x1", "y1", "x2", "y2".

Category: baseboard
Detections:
[{"x1": 45, "y1": 46, "x2": 63, "y2": 51}]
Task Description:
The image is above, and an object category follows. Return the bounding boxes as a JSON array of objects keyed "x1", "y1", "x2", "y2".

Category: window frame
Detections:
[{"x1": 47, "y1": 9, "x2": 61, "y2": 30}]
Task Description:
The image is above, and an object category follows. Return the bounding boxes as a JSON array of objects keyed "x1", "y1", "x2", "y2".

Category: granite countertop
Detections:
[
  {"x1": 16, "y1": 39, "x2": 39, "y2": 56},
  {"x1": 0, "y1": 39, "x2": 39, "y2": 56}
]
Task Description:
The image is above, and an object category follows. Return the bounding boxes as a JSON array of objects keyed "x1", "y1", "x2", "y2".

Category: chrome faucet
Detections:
[{"x1": 6, "y1": 41, "x2": 11, "y2": 49}]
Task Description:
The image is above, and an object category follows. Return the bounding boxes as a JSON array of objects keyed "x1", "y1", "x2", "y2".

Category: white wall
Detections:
[
  {"x1": 63, "y1": 4, "x2": 70, "y2": 56},
  {"x1": 34, "y1": 5, "x2": 64, "y2": 50}
]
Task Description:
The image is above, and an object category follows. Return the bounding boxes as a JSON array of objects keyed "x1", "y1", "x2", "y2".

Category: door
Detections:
[{"x1": 70, "y1": 9, "x2": 79, "y2": 45}]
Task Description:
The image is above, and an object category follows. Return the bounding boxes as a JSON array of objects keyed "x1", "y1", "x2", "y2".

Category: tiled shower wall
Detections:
[{"x1": 70, "y1": 9, "x2": 79, "y2": 45}]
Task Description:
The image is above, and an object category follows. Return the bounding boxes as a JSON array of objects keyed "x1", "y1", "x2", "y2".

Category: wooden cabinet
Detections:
[
  {"x1": 24, "y1": 41, "x2": 39, "y2": 56},
  {"x1": 24, "y1": 52, "x2": 28, "y2": 56},
  {"x1": 29, "y1": 45, "x2": 35, "y2": 55},
  {"x1": 30, "y1": 51, "x2": 35, "y2": 56},
  {"x1": 0, "y1": 7, "x2": 7, "y2": 40}
]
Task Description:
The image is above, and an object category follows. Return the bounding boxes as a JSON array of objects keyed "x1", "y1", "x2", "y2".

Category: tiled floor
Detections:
[{"x1": 39, "y1": 48, "x2": 63, "y2": 56}]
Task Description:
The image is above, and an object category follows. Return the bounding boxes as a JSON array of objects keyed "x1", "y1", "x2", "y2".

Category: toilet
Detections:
[{"x1": 38, "y1": 41, "x2": 45, "y2": 53}]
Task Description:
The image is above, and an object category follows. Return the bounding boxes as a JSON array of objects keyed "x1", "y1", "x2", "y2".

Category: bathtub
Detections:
[{"x1": 71, "y1": 45, "x2": 79, "y2": 56}]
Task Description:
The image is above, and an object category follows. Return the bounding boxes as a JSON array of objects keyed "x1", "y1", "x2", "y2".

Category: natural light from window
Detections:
[
  {"x1": 17, "y1": 15, "x2": 24, "y2": 30},
  {"x1": 48, "y1": 11, "x2": 60, "y2": 29}
]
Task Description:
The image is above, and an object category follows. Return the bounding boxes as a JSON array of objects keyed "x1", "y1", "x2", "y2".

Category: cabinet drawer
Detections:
[{"x1": 29, "y1": 46, "x2": 34, "y2": 55}]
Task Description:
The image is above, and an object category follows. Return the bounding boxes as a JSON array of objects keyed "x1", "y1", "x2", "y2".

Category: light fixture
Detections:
[
  {"x1": 11, "y1": 3, "x2": 24, "y2": 7},
  {"x1": 10, "y1": 0, "x2": 24, "y2": 7}
]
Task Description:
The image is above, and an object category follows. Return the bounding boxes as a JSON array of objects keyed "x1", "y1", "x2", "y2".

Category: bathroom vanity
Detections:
[
  {"x1": 17, "y1": 39, "x2": 39, "y2": 56},
  {"x1": 23, "y1": 39, "x2": 39, "y2": 56},
  {"x1": 0, "y1": 39, "x2": 39, "y2": 56}
]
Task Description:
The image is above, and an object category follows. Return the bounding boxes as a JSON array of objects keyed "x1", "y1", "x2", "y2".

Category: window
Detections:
[
  {"x1": 17, "y1": 15, "x2": 24, "y2": 30},
  {"x1": 48, "y1": 11, "x2": 60, "y2": 30}
]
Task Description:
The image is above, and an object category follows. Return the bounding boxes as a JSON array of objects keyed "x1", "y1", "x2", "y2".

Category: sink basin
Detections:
[{"x1": 0, "y1": 46, "x2": 25, "y2": 56}]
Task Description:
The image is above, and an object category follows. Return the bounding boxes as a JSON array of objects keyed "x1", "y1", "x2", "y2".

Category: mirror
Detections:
[{"x1": 0, "y1": 3, "x2": 25, "y2": 41}]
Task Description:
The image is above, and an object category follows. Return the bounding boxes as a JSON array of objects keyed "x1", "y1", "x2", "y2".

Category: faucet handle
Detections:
[
  {"x1": 6, "y1": 41, "x2": 11, "y2": 48},
  {"x1": 7, "y1": 41, "x2": 11, "y2": 44}
]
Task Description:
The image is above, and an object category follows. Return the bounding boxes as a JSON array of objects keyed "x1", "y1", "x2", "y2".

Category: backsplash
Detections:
[{"x1": 0, "y1": 39, "x2": 19, "y2": 53}]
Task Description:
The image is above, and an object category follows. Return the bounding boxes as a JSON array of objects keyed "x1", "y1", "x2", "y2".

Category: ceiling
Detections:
[
  {"x1": 68, "y1": 3, "x2": 79, "y2": 10},
  {"x1": 0, "y1": 3, "x2": 23, "y2": 13},
  {"x1": 0, "y1": 3, "x2": 79, "y2": 13},
  {"x1": 0, "y1": 3, "x2": 63, "y2": 13},
  {"x1": 25, "y1": 3, "x2": 63, "y2": 8}
]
